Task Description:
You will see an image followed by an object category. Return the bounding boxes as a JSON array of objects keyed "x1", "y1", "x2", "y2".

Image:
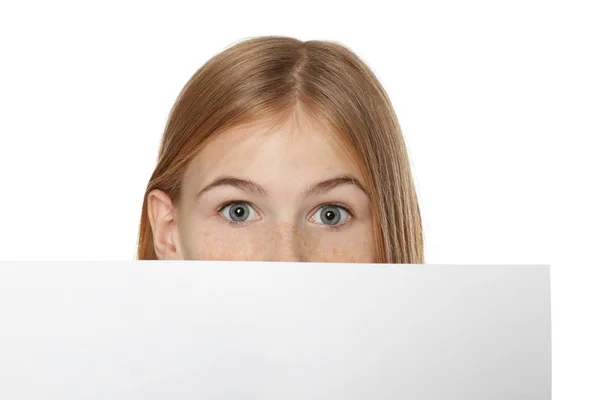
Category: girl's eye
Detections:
[
  {"x1": 310, "y1": 205, "x2": 351, "y2": 227},
  {"x1": 219, "y1": 202, "x2": 259, "y2": 223}
]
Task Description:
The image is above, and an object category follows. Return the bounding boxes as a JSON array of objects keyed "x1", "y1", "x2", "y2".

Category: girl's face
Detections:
[{"x1": 148, "y1": 116, "x2": 375, "y2": 262}]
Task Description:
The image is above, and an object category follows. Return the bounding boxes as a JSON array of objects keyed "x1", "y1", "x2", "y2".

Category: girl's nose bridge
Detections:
[
  {"x1": 265, "y1": 221, "x2": 300, "y2": 245},
  {"x1": 263, "y1": 221, "x2": 307, "y2": 262}
]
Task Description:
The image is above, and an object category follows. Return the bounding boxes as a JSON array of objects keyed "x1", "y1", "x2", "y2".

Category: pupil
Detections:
[
  {"x1": 320, "y1": 206, "x2": 341, "y2": 225},
  {"x1": 229, "y1": 203, "x2": 248, "y2": 222}
]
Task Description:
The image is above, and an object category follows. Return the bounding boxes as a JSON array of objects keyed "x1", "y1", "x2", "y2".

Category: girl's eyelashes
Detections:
[
  {"x1": 216, "y1": 201, "x2": 354, "y2": 230},
  {"x1": 217, "y1": 201, "x2": 260, "y2": 227},
  {"x1": 309, "y1": 204, "x2": 353, "y2": 231}
]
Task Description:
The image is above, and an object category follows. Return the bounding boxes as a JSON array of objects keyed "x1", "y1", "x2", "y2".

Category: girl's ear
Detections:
[{"x1": 146, "y1": 189, "x2": 182, "y2": 260}]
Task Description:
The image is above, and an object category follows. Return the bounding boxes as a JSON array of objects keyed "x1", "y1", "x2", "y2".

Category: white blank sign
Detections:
[{"x1": 0, "y1": 262, "x2": 550, "y2": 399}]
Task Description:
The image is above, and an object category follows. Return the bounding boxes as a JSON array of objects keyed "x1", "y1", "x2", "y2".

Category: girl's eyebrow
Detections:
[{"x1": 196, "y1": 175, "x2": 367, "y2": 199}]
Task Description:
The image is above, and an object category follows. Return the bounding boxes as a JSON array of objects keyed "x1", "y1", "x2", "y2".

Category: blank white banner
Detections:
[{"x1": 0, "y1": 262, "x2": 550, "y2": 399}]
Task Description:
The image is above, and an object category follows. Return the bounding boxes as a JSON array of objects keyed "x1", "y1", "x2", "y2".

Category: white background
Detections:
[{"x1": 0, "y1": 0, "x2": 597, "y2": 398}]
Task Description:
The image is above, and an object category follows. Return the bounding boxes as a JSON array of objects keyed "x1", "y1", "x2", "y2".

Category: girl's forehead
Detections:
[
  {"x1": 198, "y1": 115, "x2": 355, "y2": 164},
  {"x1": 211, "y1": 113, "x2": 337, "y2": 145},
  {"x1": 183, "y1": 116, "x2": 364, "y2": 185}
]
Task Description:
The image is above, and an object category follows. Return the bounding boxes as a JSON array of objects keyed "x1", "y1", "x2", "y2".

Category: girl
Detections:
[{"x1": 137, "y1": 36, "x2": 424, "y2": 263}]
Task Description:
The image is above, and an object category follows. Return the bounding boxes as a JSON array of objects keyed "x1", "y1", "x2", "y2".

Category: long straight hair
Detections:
[{"x1": 137, "y1": 36, "x2": 424, "y2": 263}]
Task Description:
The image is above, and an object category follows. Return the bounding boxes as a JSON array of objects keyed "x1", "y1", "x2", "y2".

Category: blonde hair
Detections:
[{"x1": 137, "y1": 36, "x2": 424, "y2": 263}]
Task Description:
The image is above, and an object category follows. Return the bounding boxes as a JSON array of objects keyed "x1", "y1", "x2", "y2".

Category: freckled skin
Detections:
[{"x1": 149, "y1": 115, "x2": 376, "y2": 263}]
